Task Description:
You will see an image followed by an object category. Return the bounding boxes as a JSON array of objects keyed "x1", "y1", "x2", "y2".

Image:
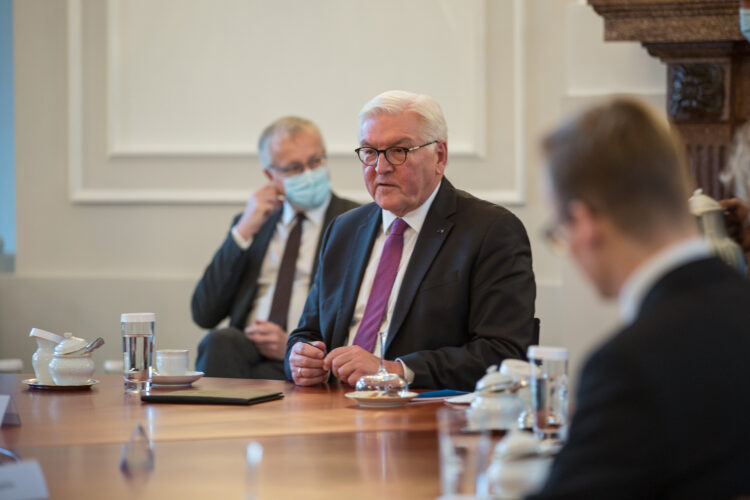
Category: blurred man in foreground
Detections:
[
  {"x1": 529, "y1": 99, "x2": 750, "y2": 499},
  {"x1": 192, "y1": 117, "x2": 357, "y2": 379},
  {"x1": 284, "y1": 90, "x2": 537, "y2": 391}
]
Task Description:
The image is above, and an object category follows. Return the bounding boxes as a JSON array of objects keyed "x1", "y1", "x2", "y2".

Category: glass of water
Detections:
[
  {"x1": 438, "y1": 407, "x2": 494, "y2": 497},
  {"x1": 121, "y1": 313, "x2": 155, "y2": 393},
  {"x1": 527, "y1": 345, "x2": 569, "y2": 442}
]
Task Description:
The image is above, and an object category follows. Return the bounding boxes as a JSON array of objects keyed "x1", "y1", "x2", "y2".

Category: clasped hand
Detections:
[
  {"x1": 289, "y1": 343, "x2": 404, "y2": 386},
  {"x1": 245, "y1": 320, "x2": 288, "y2": 360}
]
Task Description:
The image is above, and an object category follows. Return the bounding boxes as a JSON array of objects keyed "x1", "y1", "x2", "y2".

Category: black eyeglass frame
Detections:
[
  {"x1": 354, "y1": 140, "x2": 438, "y2": 167},
  {"x1": 542, "y1": 218, "x2": 570, "y2": 255}
]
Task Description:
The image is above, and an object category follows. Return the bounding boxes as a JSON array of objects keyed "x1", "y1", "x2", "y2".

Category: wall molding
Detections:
[{"x1": 68, "y1": 0, "x2": 527, "y2": 206}]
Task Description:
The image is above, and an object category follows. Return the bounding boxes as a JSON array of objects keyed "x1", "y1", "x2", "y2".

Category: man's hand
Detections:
[
  {"x1": 234, "y1": 184, "x2": 284, "y2": 241},
  {"x1": 289, "y1": 341, "x2": 329, "y2": 386},
  {"x1": 323, "y1": 345, "x2": 404, "y2": 386},
  {"x1": 720, "y1": 198, "x2": 750, "y2": 252},
  {"x1": 245, "y1": 320, "x2": 288, "y2": 361}
]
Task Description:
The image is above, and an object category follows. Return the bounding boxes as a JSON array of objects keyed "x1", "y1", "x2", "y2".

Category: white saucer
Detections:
[
  {"x1": 151, "y1": 371, "x2": 203, "y2": 386},
  {"x1": 22, "y1": 378, "x2": 99, "y2": 391},
  {"x1": 345, "y1": 390, "x2": 418, "y2": 408}
]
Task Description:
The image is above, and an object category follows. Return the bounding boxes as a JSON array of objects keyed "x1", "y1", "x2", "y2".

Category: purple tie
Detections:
[{"x1": 352, "y1": 218, "x2": 409, "y2": 353}]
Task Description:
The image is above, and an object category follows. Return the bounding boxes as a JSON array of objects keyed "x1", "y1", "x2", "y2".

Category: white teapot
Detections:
[
  {"x1": 49, "y1": 332, "x2": 104, "y2": 386},
  {"x1": 469, "y1": 365, "x2": 525, "y2": 431}
]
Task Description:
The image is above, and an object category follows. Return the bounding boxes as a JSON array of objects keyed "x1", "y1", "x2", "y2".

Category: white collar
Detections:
[
  {"x1": 381, "y1": 180, "x2": 442, "y2": 234},
  {"x1": 281, "y1": 192, "x2": 332, "y2": 227},
  {"x1": 619, "y1": 237, "x2": 710, "y2": 324}
]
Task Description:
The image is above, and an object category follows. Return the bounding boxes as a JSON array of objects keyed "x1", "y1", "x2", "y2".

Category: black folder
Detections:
[{"x1": 141, "y1": 389, "x2": 284, "y2": 406}]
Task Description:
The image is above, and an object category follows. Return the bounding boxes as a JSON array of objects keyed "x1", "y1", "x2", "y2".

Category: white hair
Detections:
[
  {"x1": 357, "y1": 90, "x2": 448, "y2": 143},
  {"x1": 721, "y1": 121, "x2": 750, "y2": 202},
  {"x1": 257, "y1": 116, "x2": 324, "y2": 169}
]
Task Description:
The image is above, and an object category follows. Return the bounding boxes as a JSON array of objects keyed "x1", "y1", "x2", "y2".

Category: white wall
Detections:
[{"x1": 1, "y1": 0, "x2": 666, "y2": 391}]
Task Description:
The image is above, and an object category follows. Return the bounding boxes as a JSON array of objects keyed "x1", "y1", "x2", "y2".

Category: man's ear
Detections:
[
  {"x1": 435, "y1": 140, "x2": 448, "y2": 176},
  {"x1": 263, "y1": 168, "x2": 274, "y2": 182},
  {"x1": 568, "y1": 200, "x2": 602, "y2": 247}
]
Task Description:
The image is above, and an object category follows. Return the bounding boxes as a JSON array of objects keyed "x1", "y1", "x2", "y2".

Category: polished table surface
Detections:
[{"x1": 0, "y1": 374, "x2": 443, "y2": 499}]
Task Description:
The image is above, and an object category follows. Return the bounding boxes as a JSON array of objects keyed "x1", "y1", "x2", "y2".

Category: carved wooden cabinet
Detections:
[{"x1": 589, "y1": 0, "x2": 748, "y2": 199}]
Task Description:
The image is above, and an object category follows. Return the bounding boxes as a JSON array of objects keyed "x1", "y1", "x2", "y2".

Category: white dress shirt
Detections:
[
  {"x1": 618, "y1": 237, "x2": 711, "y2": 325},
  {"x1": 346, "y1": 181, "x2": 442, "y2": 382},
  {"x1": 231, "y1": 194, "x2": 331, "y2": 330}
]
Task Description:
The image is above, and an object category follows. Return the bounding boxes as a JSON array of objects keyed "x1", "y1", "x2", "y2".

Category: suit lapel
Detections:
[
  {"x1": 385, "y1": 180, "x2": 456, "y2": 352},
  {"x1": 330, "y1": 204, "x2": 382, "y2": 349},
  {"x1": 313, "y1": 194, "x2": 343, "y2": 278}
]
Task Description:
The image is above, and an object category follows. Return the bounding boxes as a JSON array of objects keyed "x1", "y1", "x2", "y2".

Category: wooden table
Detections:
[{"x1": 0, "y1": 374, "x2": 444, "y2": 499}]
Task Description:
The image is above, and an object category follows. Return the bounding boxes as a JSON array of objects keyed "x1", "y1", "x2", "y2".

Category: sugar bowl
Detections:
[{"x1": 49, "y1": 332, "x2": 104, "y2": 385}]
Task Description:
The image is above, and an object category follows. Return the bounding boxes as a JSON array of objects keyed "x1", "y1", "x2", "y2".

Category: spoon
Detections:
[{"x1": 62, "y1": 337, "x2": 105, "y2": 356}]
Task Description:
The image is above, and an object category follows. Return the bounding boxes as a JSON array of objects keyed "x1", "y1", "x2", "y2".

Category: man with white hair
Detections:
[
  {"x1": 192, "y1": 116, "x2": 357, "y2": 379},
  {"x1": 284, "y1": 91, "x2": 537, "y2": 391}
]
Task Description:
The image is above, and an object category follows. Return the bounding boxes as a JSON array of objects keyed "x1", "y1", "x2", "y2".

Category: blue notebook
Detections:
[{"x1": 415, "y1": 389, "x2": 469, "y2": 400}]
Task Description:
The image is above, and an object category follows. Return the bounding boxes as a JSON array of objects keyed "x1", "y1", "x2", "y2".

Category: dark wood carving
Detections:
[
  {"x1": 588, "y1": 1, "x2": 742, "y2": 43},
  {"x1": 589, "y1": 0, "x2": 747, "y2": 200},
  {"x1": 669, "y1": 64, "x2": 725, "y2": 121}
]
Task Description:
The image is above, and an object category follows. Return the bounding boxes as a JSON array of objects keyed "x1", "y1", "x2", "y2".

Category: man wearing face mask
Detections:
[{"x1": 192, "y1": 116, "x2": 358, "y2": 379}]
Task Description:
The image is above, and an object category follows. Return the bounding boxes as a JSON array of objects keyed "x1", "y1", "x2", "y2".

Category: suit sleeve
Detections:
[
  {"x1": 191, "y1": 215, "x2": 251, "y2": 329},
  {"x1": 526, "y1": 344, "x2": 661, "y2": 500},
  {"x1": 400, "y1": 210, "x2": 537, "y2": 390}
]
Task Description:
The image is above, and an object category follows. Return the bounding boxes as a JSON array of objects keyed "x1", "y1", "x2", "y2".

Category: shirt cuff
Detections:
[
  {"x1": 231, "y1": 226, "x2": 252, "y2": 250},
  {"x1": 396, "y1": 358, "x2": 415, "y2": 384}
]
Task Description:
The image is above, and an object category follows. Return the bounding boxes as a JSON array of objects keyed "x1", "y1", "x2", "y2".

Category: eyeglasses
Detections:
[
  {"x1": 354, "y1": 141, "x2": 438, "y2": 167},
  {"x1": 542, "y1": 217, "x2": 570, "y2": 255},
  {"x1": 267, "y1": 155, "x2": 326, "y2": 176}
]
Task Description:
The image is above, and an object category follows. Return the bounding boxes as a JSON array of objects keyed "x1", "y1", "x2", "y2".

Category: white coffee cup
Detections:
[{"x1": 155, "y1": 349, "x2": 190, "y2": 375}]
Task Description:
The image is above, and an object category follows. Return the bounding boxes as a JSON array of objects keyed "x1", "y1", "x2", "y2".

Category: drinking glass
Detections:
[
  {"x1": 121, "y1": 313, "x2": 155, "y2": 393},
  {"x1": 528, "y1": 345, "x2": 569, "y2": 442},
  {"x1": 438, "y1": 407, "x2": 494, "y2": 497}
]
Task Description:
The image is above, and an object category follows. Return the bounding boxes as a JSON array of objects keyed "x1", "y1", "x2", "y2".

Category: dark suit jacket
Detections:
[
  {"x1": 284, "y1": 178, "x2": 537, "y2": 391},
  {"x1": 191, "y1": 193, "x2": 358, "y2": 331},
  {"x1": 529, "y1": 257, "x2": 750, "y2": 500}
]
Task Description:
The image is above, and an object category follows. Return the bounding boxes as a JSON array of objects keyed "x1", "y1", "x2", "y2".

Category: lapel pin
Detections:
[{"x1": 437, "y1": 228, "x2": 445, "y2": 234}]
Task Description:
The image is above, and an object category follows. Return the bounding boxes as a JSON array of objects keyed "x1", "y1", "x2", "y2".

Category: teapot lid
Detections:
[
  {"x1": 500, "y1": 359, "x2": 538, "y2": 380},
  {"x1": 475, "y1": 365, "x2": 515, "y2": 393},
  {"x1": 29, "y1": 327, "x2": 65, "y2": 344},
  {"x1": 689, "y1": 188, "x2": 722, "y2": 215},
  {"x1": 54, "y1": 332, "x2": 88, "y2": 355}
]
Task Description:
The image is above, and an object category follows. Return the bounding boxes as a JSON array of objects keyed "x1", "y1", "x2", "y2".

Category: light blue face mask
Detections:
[
  {"x1": 741, "y1": 8, "x2": 750, "y2": 43},
  {"x1": 282, "y1": 165, "x2": 331, "y2": 210}
]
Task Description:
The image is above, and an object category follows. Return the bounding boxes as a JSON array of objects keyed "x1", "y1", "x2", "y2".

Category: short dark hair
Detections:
[{"x1": 543, "y1": 98, "x2": 693, "y2": 240}]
